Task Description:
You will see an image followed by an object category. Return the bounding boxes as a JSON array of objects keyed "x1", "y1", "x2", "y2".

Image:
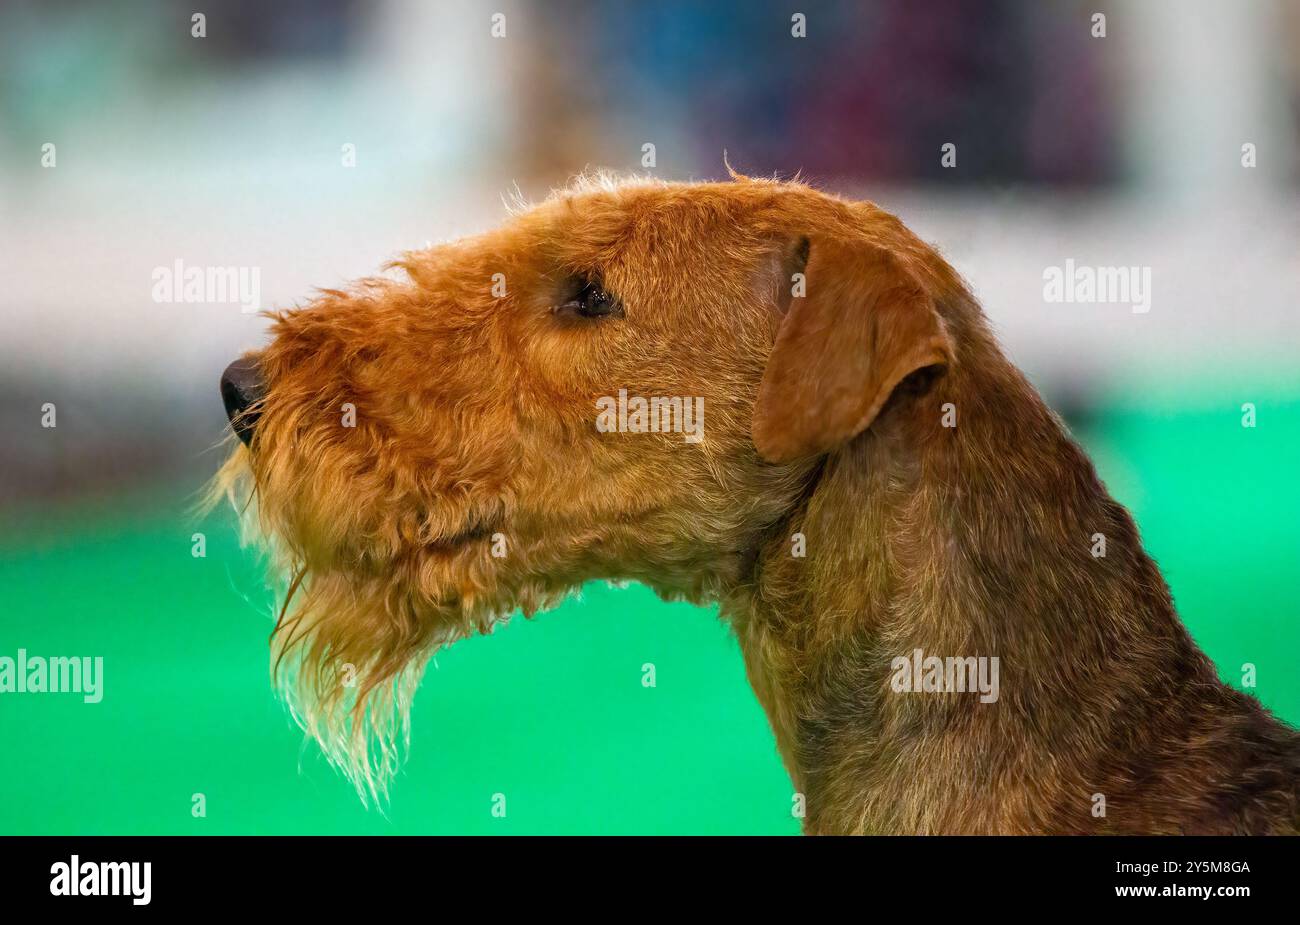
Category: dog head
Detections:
[{"x1": 213, "y1": 174, "x2": 958, "y2": 799}]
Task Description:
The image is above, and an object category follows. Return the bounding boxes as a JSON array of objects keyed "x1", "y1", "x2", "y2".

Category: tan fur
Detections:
[{"x1": 214, "y1": 175, "x2": 1300, "y2": 830}]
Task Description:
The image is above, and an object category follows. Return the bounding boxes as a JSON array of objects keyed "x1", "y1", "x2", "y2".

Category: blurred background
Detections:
[{"x1": 1, "y1": 0, "x2": 1298, "y2": 834}]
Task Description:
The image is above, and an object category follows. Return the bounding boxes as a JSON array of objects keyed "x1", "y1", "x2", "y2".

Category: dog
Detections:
[{"x1": 214, "y1": 173, "x2": 1299, "y2": 833}]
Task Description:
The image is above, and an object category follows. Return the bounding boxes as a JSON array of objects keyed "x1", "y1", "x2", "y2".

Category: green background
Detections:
[{"x1": 2, "y1": 381, "x2": 1297, "y2": 834}]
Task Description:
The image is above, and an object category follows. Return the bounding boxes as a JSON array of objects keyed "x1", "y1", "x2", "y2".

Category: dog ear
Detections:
[{"x1": 752, "y1": 236, "x2": 954, "y2": 464}]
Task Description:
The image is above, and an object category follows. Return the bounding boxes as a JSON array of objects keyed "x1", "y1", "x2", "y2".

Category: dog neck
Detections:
[{"x1": 724, "y1": 317, "x2": 1298, "y2": 834}]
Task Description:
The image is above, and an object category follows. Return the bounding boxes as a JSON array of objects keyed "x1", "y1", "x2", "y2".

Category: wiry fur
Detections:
[{"x1": 215, "y1": 175, "x2": 1300, "y2": 829}]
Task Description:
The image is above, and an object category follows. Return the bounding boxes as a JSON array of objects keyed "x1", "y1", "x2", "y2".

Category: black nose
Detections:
[{"x1": 220, "y1": 357, "x2": 264, "y2": 446}]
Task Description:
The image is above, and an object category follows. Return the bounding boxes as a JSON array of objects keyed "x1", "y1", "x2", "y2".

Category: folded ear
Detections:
[{"x1": 752, "y1": 236, "x2": 954, "y2": 464}]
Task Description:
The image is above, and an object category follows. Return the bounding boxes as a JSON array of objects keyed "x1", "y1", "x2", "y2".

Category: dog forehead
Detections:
[{"x1": 516, "y1": 179, "x2": 819, "y2": 265}]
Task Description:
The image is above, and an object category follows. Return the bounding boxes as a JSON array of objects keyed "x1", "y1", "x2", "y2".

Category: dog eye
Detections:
[{"x1": 560, "y1": 282, "x2": 623, "y2": 319}]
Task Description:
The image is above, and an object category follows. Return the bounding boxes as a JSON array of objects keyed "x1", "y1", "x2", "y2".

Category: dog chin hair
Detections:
[
  {"x1": 270, "y1": 575, "x2": 573, "y2": 805},
  {"x1": 270, "y1": 570, "x2": 480, "y2": 802},
  {"x1": 208, "y1": 456, "x2": 575, "y2": 803}
]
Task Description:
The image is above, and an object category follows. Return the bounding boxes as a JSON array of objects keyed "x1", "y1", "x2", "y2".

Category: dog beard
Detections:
[{"x1": 207, "y1": 447, "x2": 569, "y2": 805}]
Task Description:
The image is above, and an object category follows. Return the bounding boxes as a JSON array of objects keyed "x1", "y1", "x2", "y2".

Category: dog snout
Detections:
[{"x1": 220, "y1": 357, "x2": 265, "y2": 446}]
